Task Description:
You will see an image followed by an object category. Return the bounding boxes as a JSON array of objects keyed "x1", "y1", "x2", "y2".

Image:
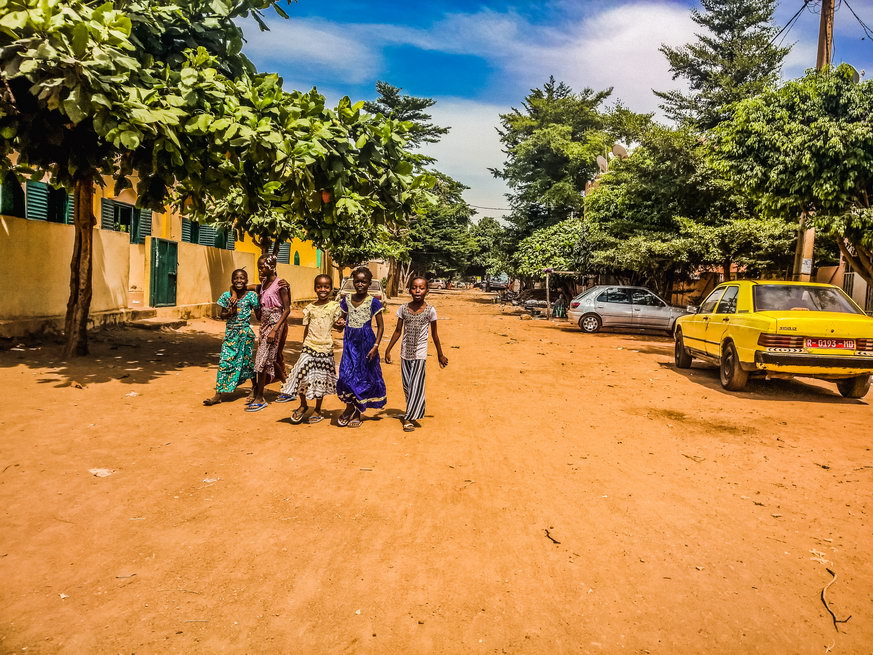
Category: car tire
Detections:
[
  {"x1": 674, "y1": 330, "x2": 693, "y2": 369},
  {"x1": 579, "y1": 313, "x2": 602, "y2": 333},
  {"x1": 836, "y1": 374, "x2": 871, "y2": 399},
  {"x1": 719, "y1": 341, "x2": 749, "y2": 391}
]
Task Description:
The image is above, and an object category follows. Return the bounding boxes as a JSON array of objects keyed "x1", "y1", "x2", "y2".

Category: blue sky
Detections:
[{"x1": 241, "y1": 0, "x2": 873, "y2": 217}]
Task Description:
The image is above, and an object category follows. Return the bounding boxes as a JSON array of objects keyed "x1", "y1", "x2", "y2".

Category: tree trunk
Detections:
[
  {"x1": 722, "y1": 258, "x2": 732, "y2": 282},
  {"x1": 63, "y1": 176, "x2": 96, "y2": 358},
  {"x1": 836, "y1": 237, "x2": 873, "y2": 287},
  {"x1": 386, "y1": 256, "x2": 399, "y2": 298}
]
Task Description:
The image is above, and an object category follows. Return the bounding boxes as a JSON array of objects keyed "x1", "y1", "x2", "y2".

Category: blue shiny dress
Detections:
[{"x1": 337, "y1": 296, "x2": 387, "y2": 412}]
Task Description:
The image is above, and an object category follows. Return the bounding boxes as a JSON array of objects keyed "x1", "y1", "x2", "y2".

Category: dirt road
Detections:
[{"x1": 1, "y1": 291, "x2": 871, "y2": 654}]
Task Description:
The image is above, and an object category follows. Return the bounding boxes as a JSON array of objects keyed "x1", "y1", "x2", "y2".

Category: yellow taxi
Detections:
[{"x1": 674, "y1": 280, "x2": 873, "y2": 398}]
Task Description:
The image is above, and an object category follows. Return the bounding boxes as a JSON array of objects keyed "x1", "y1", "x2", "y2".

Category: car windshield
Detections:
[
  {"x1": 753, "y1": 285, "x2": 862, "y2": 314},
  {"x1": 573, "y1": 287, "x2": 601, "y2": 301}
]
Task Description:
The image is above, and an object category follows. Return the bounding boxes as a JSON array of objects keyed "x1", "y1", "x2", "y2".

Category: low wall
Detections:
[
  {"x1": 175, "y1": 240, "x2": 257, "y2": 307},
  {"x1": 0, "y1": 214, "x2": 129, "y2": 319},
  {"x1": 276, "y1": 263, "x2": 321, "y2": 303}
]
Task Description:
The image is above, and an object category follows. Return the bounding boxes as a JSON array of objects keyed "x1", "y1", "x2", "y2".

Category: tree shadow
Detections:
[
  {"x1": 0, "y1": 322, "x2": 306, "y2": 389},
  {"x1": 660, "y1": 361, "x2": 869, "y2": 405}
]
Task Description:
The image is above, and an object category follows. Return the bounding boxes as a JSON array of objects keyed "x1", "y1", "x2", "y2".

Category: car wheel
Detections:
[
  {"x1": 579, "y1": 313, "x2": 602, "y2": 333},
  {"x1": 674, "y1": 330, "x2": 693, "y2": 369},
  {"x1": 836, "y1": 375, "x2": 871, "y2": 399},
  {"x1": 719, "y1": 341, "x2": 749, "y2": 391}
]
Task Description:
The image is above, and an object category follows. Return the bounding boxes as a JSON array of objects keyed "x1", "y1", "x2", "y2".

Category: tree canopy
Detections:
[{"x1": 713, "y1": 64, "x2": 873, "y2": 284}]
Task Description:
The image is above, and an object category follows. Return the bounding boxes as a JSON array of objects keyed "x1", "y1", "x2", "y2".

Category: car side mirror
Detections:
[{"x1": 687, "y1": 305, "x2": 699, "y2": 314}]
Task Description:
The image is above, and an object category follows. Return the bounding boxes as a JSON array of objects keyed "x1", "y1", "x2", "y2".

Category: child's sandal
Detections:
[
  {"x1": 402, "y1": 420, "x2": 415, "y2": 432},
  {"x1": 307, "y1": 414, "x2": 324, "y2": 424},
  {"x1": 289, "y1": 406, "x2": 308, "y2": 424}
]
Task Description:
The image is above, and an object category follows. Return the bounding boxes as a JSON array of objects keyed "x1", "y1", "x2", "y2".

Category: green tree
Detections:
[
  {"x1": 363, "y1": 81, "x2": 449, "y2": 154},
  {"x1": 406, "y1": 171, "x2": 476, "y2": 279},
  {"x1": 655, "y1": 0, "x2": 789, "y2": 130},
  {"x1": 713, "y1": 64, "x2": 873, "y2": 284},
  {"x1": 0, "y1": 0, "x2": 286, "y2": 356},
  {"x1": 469, "y1": 216, "x2": 511, "y2": 277}
]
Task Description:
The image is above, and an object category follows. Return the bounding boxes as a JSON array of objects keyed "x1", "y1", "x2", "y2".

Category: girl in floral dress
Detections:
[
  {"x1": 336, "y1": 267, "x2": 387, "y2": 427},
  {"x1": 204, "y1": 269, "x2": 260, "y2": 406},
  {"x1": 278, "y1": 274, "x2": 343, "y2": 424}
]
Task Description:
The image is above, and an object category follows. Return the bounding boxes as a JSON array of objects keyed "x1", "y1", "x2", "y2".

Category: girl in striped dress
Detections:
[{"x1": 385, "y1": 276, "x2": 449, "y2": 432}]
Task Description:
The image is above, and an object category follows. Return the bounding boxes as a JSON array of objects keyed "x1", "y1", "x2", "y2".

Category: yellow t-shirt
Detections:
[{"x1": 302, "y1": 301, "x2": 341, "y2": 353}]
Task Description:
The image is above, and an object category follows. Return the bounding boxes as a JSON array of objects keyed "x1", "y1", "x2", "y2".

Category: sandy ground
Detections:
[{"x1": 1, "y1": 290, "x2": 871, "y2": 654}]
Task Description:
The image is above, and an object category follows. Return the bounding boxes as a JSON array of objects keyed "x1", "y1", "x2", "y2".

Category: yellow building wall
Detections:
[
  {"x1": 0, "y1": 214, "x2": 129, "y2": 319},
  {"x1": 174, "y1": 240, "x2": 257, "y2": 307}
]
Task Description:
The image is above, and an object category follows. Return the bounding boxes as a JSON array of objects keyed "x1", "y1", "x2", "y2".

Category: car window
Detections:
[
  {"x1": 715, "y1": 286, "x2": 739, "y2": 314},
  {"x1": 597, "y1": 288, "x2": 632, "y2": 304},
  {"x1": 753, "y1": 285, "x2": 863, "y2": 314},
  {"x1": 699, "y1": 288, "x2": 726, "y2": 314},
  {"x1": 631, "y1": 290, "x2": 664, "y2": 307}
]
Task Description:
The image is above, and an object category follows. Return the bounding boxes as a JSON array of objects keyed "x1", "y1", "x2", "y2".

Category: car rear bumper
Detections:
[{"x1": 755, "y1": 351, "x2": 873, "y2": 372}]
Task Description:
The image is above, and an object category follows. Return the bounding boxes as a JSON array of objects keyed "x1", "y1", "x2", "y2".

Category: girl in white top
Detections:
[
  {"x1": 278, "y1": 274, "x2": 343, "y2": 424},
  {"x1": 385, "y1": 276, "x2": 449, "y2": 432}
]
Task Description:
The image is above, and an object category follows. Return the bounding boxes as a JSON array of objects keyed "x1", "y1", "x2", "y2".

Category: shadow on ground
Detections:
[{"x1": 0, "y1": 323, "x2": 305, "y2": 389}]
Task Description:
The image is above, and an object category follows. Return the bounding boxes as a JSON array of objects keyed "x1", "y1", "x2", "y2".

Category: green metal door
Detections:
[{"x1": 150, "y1": 238, "x2": 178, "y2": 307}]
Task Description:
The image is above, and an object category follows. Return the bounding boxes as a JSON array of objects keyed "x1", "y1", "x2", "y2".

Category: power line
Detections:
[
  {"x1": 843, "y1": 0, "x2": 873, "y2": 40},
  {"x1": 772, "y1": 0, "x2": 814, "y2": 47},
  {"x1": 468, "y1": 204, "x2": 511, "y2": 211}
]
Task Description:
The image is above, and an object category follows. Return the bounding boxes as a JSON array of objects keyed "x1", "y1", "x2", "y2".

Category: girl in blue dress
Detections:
[{"x1": 336, "y1": 267, "x2": 386, "y2": 427}]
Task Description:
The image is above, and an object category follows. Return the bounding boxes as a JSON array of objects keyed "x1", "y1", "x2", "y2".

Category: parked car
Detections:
[
  {"x1": 428, "y1": 279, "x2": 446, "y2": 290},
  {"x1": 486, "y1": 278, "x2": 509, "y2": 291},
  {"x1": 674, "y1": 280, "x2": 873, "y2": 397},
  {"x1": 336, "y1": 277, "x2": 384, "y2": 301},
  {"x1": 568, "y1": 285, "x2": 689, "y2": 333}
]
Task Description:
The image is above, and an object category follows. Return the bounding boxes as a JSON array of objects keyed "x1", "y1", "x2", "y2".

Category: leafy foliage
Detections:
[
  {"x1": 363, "y1": 81, "x2": 450, "y2": 153},
  {"x1": 713, "y1": 64, "x2": 873, "y2": 283},
  {"x1": 655, "y1": 0, "x2": 789, "y2": 129}
]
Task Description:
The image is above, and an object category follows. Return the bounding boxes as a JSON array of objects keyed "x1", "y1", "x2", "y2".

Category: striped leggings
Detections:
[{"x1": 401, "y1": 358, "x2": 427, "y2": 421}]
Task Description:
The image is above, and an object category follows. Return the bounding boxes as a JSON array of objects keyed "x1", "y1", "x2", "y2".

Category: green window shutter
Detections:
[
  {"x1": 225, "y1": 232, "x2": 235, "y2": 251},
  {"x1": 181, "y1": 218, "x2": 192, "y2": 243},
  {"x1": 293, "y1": 251, "x2": 300, "y2": 266},
  {"x1": 277, "y1": 242, "x2": 291, "y2": 264},
  {"x1": 0, "y1": 173, "x2": 26, "y2": 217},
  {"x1": 316, "y1": 249, "x2": 322, "y2": 268},
  {"x1": 65, "y1": 194, "x2": 74, "y2": 224},
  {"x1": 25, "y1": 181, "x2": 50, "y2": 221},
  {"x1": 100, "y1": 199, "x2": 116, "y2": 230},
  {"x1": 133, "y1": 208, "x2": 152, "y2": 243},
  {"x1": 198, "y1": 225, "x2": 217, "y2": 247}
]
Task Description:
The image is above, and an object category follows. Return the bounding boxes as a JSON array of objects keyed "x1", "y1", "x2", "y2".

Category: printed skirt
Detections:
[
  {"x1": 281, "y1": 347, "x2": 337, "y2": 400},
  {"x1": 254, "y1": 307, "x2": 287, "y2": 384},
  {"x1": 401, "y1": 358, "x2": 427, "y2": 421},
  {"x1": 215, "y1": 326, "x2": 256, "y2": 393}
]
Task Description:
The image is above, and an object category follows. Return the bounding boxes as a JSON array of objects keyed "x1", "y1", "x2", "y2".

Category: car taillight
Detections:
[
  {"x1": 570, "y1": 302, "x2": 580, "y2": 308},
  {"x1": 758, "y1": 333, "x2": 805, "y2": 348},
  {"x1": 857, "y1": 338, "x2": 873, "y2": 351}
]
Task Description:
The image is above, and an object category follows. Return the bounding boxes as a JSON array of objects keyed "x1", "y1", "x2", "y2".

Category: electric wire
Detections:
[
  {"x1": 771, "y1": 0, "x2": 814, "y2": 47},
  {"x1": 842, "y1": 0, "x2": 873, "y2": 40}
]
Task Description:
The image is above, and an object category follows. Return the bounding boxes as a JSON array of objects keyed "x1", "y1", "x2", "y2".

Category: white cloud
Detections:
[
  {"x1": 421, "y1": 99, "x2": 511, "y2": 220},
  {"x1": 240, "y1": 18, "x2": 382, "y2": 84}
]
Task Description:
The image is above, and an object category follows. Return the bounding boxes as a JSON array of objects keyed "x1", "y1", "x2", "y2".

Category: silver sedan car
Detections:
[{"x1": 567, "y1": 285, "x2": 690, "y2": 333}]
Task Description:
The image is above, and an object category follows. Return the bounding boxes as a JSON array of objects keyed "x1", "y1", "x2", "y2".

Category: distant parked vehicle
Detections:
[
  {"x1": 337, "y1": 277, "x2": 384, "y2": 301},
  {"x1": 567, "y1": 285, "x2": 689, "y2": 333},
  {"x1": 428, "y1": 279, "x2": 446, "y2": 290},
  {"x1": 486, "y1": 278, "x2": 509, "y2": 291}
]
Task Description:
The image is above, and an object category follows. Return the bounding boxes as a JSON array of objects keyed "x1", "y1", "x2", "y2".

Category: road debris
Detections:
[{"x1": 820, "y1": 568, "x2": 851, "y2": 631}]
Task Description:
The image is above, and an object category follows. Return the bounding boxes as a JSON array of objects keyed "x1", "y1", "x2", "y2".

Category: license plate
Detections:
[{"x1": 805, "y1": 338, "x2": 855, "y2": 349}]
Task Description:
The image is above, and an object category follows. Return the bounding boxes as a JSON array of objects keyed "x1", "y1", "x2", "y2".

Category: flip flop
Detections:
[
  {"x1": 348, "y1": 414, "x2": 363, "y2": 428},
  {"x1": 245, "y1": 401, "x2": 269, "y2": 412},
  {"x1": 275, "y1": 394, "x2": 295, "y2": 403},
  {"x1": 402, "y1": 420, "x2": 415, "y2": 432},
  {"x1": 203, "y1": 398, "x2": 221, "y2": 406},
  {"x1": 307, "y1": 414, "x2": 324, "y2": 424},
  {"x1": 289, "y1": 406, "x2": 309, "y2": 424}
]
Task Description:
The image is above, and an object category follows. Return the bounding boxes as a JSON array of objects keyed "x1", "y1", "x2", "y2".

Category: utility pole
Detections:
[{"x1": 795, "y1": 0, "x2": 835, "y2": 280}]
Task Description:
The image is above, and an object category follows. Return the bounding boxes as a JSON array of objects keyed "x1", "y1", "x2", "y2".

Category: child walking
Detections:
[
  {"x1": 336, "y1": 267, "x2": 387, "y2": 428},
  {"x1": 385, "y1": 276, "x2": 448, "y2": 431},
  {"x1": 203, "y1": 269, "x2": 260, "y2": 406},
  {"x1": 277, "y1": 274, "x2": 342, "y2": 424},
  {"x1": 248, "y1": 254, "x2": 291, "y2": 412}
]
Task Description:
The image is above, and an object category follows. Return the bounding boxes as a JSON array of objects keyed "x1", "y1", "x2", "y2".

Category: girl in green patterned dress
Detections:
[{"x1": 203, "y1": 269, "x2": 260, "y2": 406}]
